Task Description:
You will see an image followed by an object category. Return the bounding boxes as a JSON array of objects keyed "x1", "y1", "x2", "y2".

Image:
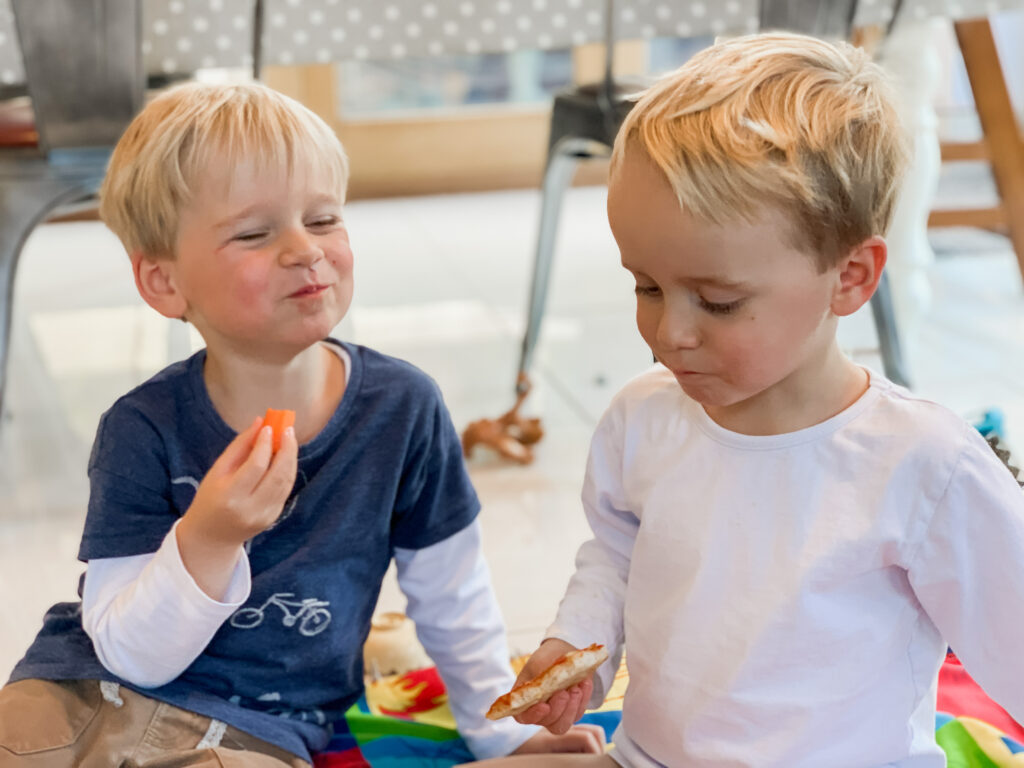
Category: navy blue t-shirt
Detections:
[{"x1": 9, "y1": 340, "x2": 479, "y2": 760}]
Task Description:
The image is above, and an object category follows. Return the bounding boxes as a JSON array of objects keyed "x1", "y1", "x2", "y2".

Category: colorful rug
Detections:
[{"x1": 313, "y1": 654, "x2": 1022, "y2": 767}]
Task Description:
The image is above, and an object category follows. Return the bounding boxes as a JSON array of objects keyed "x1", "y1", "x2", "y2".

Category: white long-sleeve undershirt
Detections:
[{"x1": 81, "y1": 519, "x2": 537, "y2": 758}]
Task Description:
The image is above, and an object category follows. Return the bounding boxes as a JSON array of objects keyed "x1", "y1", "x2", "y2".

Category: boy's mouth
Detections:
[
  {"x1": 289, "y1": 283, "x2": 329, "y2": 298},
  {"x1": 668, "y1": 366, "x2": 703, "y2": 378}
]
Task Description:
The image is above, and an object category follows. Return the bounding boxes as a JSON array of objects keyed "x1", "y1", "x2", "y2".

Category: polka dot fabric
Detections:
[
  {"x1": 260, "y1": 0, "x2": 758, "y2": 64},
  {"x1": 0, "y1": 0, "x2": 1020, "y2": 82},
  {"x1": 143, "y1": 0, "x2": 256, "y2": 75}
]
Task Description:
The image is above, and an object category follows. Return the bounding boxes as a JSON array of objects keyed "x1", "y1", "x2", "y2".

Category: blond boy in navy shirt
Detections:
[
  {"x1": 480, "y1": 32, "x2": 1024, "y2": 768},
  {"x1": 0, "y1": 83, "x2": 603, "y2": 766}
]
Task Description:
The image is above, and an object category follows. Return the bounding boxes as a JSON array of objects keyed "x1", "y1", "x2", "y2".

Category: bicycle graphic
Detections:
[{"x1": 230, "y1": 592, "x2": 332, "y2": 637}]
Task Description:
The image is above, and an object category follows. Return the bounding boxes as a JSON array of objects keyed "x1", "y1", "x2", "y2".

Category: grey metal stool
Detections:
[
  {"x1": 516, "y1": 0, "x2": 911, "y2": 398},
  {"x1": 0, "y1": 0, "x2": 144, "y2": 417}
]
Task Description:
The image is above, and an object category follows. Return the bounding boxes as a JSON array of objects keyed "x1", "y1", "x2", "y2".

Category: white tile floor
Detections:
[{"x1": 2, "y1": 182, "x2": 1023, "y2": 678}]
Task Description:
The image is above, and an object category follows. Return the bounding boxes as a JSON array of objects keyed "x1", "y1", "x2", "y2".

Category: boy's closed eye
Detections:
[
  {"x1": 306, "y1": 215, "x2": 342, "y2": 230},
  {"x1": 633, "y1": 283, "x2": 745, "y2": 316},
  {"x1": 233, "y1": 229, "x2": 270, "y2": 243},
  {"x1": 698, "y1": 296, "x2": 744, "y2": 315},
  {"x1": 231, "y1": 216, "x2": 342, "y2": 244}
]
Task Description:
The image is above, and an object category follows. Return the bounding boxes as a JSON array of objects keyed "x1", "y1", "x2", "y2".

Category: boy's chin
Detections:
[
  {"x1": 288, "y1": 311, "x2": 348, "y2": 345},
  {"x1": 232, "y1": 326, "x2": 341, "y2": 361},
  {"x1": 676, "y1": 380, "x2": 753, "y2": 410},
  {"x1": 673, "y1": 375, "x2": 727, "y2": 403}
]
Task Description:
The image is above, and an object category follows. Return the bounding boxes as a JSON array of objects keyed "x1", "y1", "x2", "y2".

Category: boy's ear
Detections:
[
  {"x1": 831, "y1": 236, "x2": 887, "y2": 318},
  {"x1": 131, "y1": 251, "x2": 188, "y2": 320}
]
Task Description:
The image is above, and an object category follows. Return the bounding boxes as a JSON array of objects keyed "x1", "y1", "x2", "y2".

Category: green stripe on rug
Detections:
[
  {"x1": 345, "y1": 707, "x2": 460, "y2": 744},
  {"x1": 937, "y1": 719, "x2": 1003, "y2": 768}
]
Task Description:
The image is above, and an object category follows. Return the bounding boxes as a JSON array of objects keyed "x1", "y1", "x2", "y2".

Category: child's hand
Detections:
[
  {"x1": 511, "y1": 723, "x2": 607, "y2": 754},
  {"x1": 183, "y1": 417, "x2": 299, "y2": 548},
  {"x1": 513, "y1": 639, "x2": 596, "y2": 735},
  {"x1": 176, "y1": 417, "x2": 297, "y2": 599}
]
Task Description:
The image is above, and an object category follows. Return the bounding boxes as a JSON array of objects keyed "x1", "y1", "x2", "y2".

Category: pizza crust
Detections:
[{"x1": 485, "y1": 643, "x2": 609, "y2": 720}]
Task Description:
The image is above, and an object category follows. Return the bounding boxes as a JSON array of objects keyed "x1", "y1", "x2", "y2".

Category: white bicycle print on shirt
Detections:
[{"x1": 230, "y1": 592, "x2": 332, "y2": 636}]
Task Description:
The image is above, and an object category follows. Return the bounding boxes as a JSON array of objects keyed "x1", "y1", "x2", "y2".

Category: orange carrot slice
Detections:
[{"x1": 261, "y1": 408, "x2": 295, "y2": 453}]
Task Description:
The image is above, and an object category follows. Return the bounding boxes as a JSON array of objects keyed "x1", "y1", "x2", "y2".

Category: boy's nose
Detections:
[
  {"x1": 279, "y1": 228, "x2": 324, "y2": 268},
  {"x1": 657, "y1": 304, "x2": 700, "y2": 350}
]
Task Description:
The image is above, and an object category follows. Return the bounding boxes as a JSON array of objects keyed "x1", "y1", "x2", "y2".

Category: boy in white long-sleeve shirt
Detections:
[
  {"x1": 479, "y1": 32, "x2": 1024, "y2": 768},
  {"x1": 0, "y1": 82, "x2": 603, "y2": 767}
]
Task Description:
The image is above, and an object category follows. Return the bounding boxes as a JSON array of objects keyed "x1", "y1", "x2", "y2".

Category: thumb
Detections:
[
  {"x1": 513, "y1": 666, "x2": 532, "y2": 687},
  {"x1": 515, "y1": 644, "x2": 559, "y2": 686}
]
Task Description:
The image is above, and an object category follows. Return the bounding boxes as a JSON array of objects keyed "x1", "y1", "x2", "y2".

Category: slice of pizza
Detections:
[{"x1": 486, "y1": 643, "x2": 609, "y2": 720}]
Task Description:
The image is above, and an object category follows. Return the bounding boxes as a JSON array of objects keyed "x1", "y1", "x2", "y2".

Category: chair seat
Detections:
[{"x1": 548, "y1": 82, "x2": 641, "y2": 156}]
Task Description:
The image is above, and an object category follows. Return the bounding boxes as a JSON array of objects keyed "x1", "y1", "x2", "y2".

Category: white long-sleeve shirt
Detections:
[
  {"x1": 82, "y1": 520, "x2": 538, "y2": 759},
  {"x1": 547, "y1": 365, "x2": 1024, "y2": 768}
]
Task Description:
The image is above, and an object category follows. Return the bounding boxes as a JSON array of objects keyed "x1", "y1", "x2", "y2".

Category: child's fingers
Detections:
[
  {"x1": 254, "y1": 427, "x2": 298, "y2": 505},
  {"x1": 209, "y1": 418, "x2": 264, "y2": 476},
  {"x1": 547, "y1": 687, "x2": 585, "y2": 735},
  {"x1": 566, "y1": 723, "x2": 606, "y2": 753},
  {"x1": 572, "y1": 678, "x2": 594, "y2": 721},
  {"x1": 578, "y1": 723, "x2": 607, "y2": 752},
  {"x1": 233, "y1": 425, "x2": 275, "y2": 492},
  {"x1": 550, "y1": 723, "x2": 605, "y2": 754},
  {"x1": 277, "y1": 423, "x2": 299, "y2": 458},
  {"x1": 528, "y1": 689, "x2": 573, "y2": 730},
  {"x1": 514, "y1": 700, "x2": 551, "y2": 725}
]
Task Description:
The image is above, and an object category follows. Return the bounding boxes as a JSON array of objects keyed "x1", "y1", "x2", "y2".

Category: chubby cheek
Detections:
[
  {"x1": 191, "y1": 263, "x2": 278, "y2": 334},
  {"x1": 329, "y1": 226, "x2": 355, "y2": 267},
  {"x1": 330, "y1": 246, "x2": 354, "y2": 281},
  {"x1": 230, "y1": 264, "x2": 276, "y2": 313},
  {"x1": 716, "y1": 311, "x2": 818, "y2": 391},
  {"x1": 328, "y1": 242, "x2": 355, "y2": 302},
  {"x1": 716, "y1": 332, "x2": 786, "y2": 391}
]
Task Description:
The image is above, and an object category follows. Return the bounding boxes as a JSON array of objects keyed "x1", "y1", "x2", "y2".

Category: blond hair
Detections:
[
  {"x1": 612, "y1": 32, "x2": 909, "y2": 268},
  {"x1": 99, "y1": 81, "x2": 349, "y2": 257}
]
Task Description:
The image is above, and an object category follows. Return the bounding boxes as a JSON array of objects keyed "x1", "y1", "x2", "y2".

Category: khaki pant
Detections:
[{"x1": 0, "y1": 679, "x2": 311, "y2": 768}]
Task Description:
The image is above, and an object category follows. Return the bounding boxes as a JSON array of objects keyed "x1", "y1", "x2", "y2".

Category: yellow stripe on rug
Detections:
[{"x1": 959, "y1": 717, "x2": 1024, "y2": 767}]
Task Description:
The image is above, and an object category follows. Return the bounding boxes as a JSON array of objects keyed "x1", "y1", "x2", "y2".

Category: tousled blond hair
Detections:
[
  {"x1": 612, "y1": 32, "x2": 909, "y2": 269},
  {"x1": 99, "y1": 81, "x2": 349, "y2": 257}
]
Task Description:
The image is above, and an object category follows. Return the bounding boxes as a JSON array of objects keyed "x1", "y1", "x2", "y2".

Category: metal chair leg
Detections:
[
  {"x1": 0, "y1": 158, "x2": 107, "y2": 416},
  {"x1": 869, "y1": 270, "x2": 911, "y2": 388},
  {"x1": 0, "y1": 229, "x2": 19, "y2": 419},
  {"x1": 516, "y1": 137, "x2": 611, "y2": 395}
]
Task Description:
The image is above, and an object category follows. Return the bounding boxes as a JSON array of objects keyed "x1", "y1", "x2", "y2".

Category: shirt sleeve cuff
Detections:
[{"x1": 163, "y1": 519, "x2": 250, "y2": 608}]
